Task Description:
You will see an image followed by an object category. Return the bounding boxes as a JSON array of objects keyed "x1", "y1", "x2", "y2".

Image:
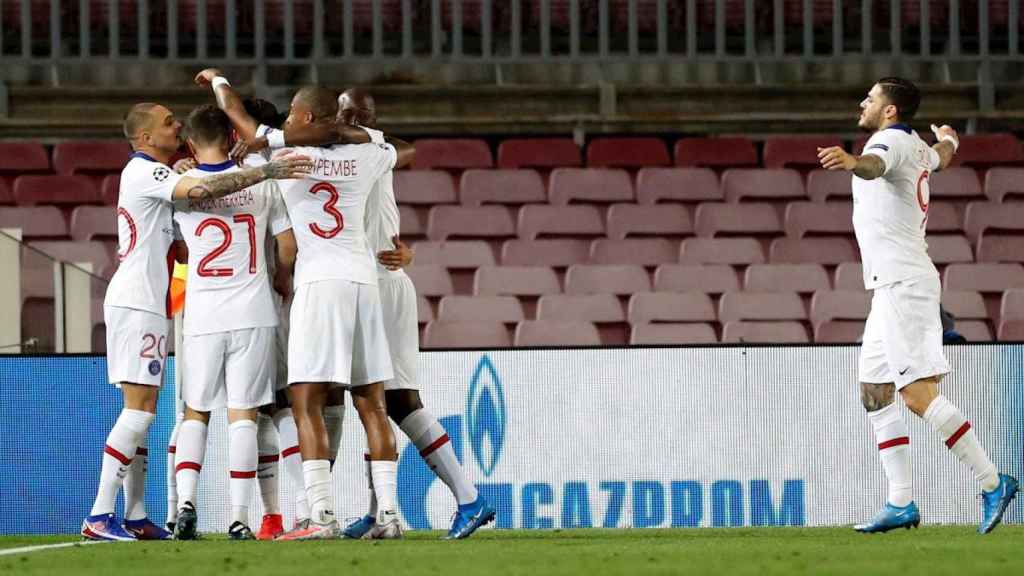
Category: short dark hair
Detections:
[
  {"x1": 876, "y1": 77, "x2": 921, "y2": 121},
  {"x1": 244, "y1": 98, "x2": 285, "y2": 130},
  {"x1": 294, "y1": 86, "x2": 339, "y2": 121},
  {"x1": 123, "y1": 102, "x2": 159, "y2": 141},
  {"x1": 185, "y1": 104, "x2": 231, "y2": 147}
]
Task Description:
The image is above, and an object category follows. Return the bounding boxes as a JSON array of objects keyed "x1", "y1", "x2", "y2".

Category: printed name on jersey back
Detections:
[
  {"x1": 311, "y1": 157, "x2": 360, "y2": 178},
  {"x1": 186, "y1": 188, "x2": 256, "y2": 212}
]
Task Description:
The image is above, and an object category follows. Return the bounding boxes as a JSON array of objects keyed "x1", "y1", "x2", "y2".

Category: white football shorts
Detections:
[
  {"x1": 272, "y1": 297, "x2": 290, "y2": 393},
  {"x1": 287, "y1": 279, "x2": 394, "y2": 387},
  {"x1": 105, "y1": 306, "x2": 170, "y2": 387},
  {"x1": 859, "y1": 274, "x2": 950, "y2": 389},
  {"x1": 181, "y1": 327, "x2": 275, "y2": 411},
  {"x1": 379, "y1": 273, "x2": 420, "y2": 391}
]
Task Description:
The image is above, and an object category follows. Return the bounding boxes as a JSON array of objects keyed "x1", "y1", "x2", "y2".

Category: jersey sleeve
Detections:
[
  {"x1": 926, "y1": 145, "x2": 942, "y2": 171},
  {"x1": 266, "y1": 182, "x2": 292, "y2": 236},
  {"x1": 363, "y1": 142, "x2": 398, "y2": 183},
  {"x1": 362, "y1": 127, "x2": 386, "y2": 145},
  {"x1": 132, "y1": 161, "x2": 183, "y2": 202},
  {"x1": 861, "y1": 131, "x2": 902, "y2": 176}
]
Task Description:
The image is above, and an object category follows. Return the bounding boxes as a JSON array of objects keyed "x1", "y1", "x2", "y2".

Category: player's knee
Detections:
[
  {"x1": 860, "y1": 382, "x2": 895, "y2": 412},
  {"x1": 385, "y1": 389, "x2": 422, "y2": 423},
  {"x1": 899, "y1": 377, "x2": 939, "y2": 417}
]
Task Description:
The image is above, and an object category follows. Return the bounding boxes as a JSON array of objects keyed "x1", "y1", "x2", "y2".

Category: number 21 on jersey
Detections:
[{"x1": 195, "y1": 214, "x2": 257, "y2": 277}]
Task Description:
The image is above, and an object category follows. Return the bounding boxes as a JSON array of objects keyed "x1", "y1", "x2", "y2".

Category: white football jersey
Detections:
[
  {"x1": 104, "y1": 152, "x2": 183, "y2": 316},
  {"x1": 174, "y1": 161, "x2": 292, "y2": 336},
  {"x1": 361, "y1": 127, "x2": 406, "y2": 280},
  {"x1": 853, "y1": 124, "x2": 941, "y2": 290},
  {"x1": 276, "y1": 141, "x2": 398, "y2": 287}
]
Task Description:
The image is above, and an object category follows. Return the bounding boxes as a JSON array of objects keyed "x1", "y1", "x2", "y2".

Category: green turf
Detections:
[{"x1": 2, "y1": 526, "x2": 1022, "y2": 575}]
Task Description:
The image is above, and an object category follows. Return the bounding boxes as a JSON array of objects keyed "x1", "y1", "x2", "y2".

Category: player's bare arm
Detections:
[
  {"x1": 817, "y1": 146, "x2": 886, "y2": 180},
  {"x1": 172, "y1": 156, "x2": 313, "y2": 201},
  {"x1": 385, "y1": 136, "x2": 416, "y2": 169},
  {"x1": 173, "y1": 158, "x2": 197, "y2": 174},
  {"x1": 195, "y1": 68, "x2": 260, "y2": 141},
  {"x1": 377, "y1": 235, "x2": 414, "y2": 271},
  {"x1": 273, "y1": 229, "x2": 297, "y2": 299},
  {"x1": 930, "y1": 124, "x2": 959, "y2": 171}
]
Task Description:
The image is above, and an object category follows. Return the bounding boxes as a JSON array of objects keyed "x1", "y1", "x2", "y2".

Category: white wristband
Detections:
[
  {"x1": 211, "y1": 76, "x2": 231, "y2": 90},
  {"x1": 266, "y1": 129, "x2": 286, "y2": 150},
  {"x1": 939, "y1": 134, "x2": 959, "y2": 152}
]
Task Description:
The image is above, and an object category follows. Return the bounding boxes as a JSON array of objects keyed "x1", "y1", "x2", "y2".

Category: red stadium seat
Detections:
[
  {"x1": 427, "y1": 206, "x2": 515, "y2": 241},
  {"x1": 501, "y1": 239, "x2": 590, "y2": 267},
  {"x1": 926, "y1": 235, "x2": 974, "y2": 264},
  {"x1": 630, "y1": 323, "x2": 718, "y2": 345},
  {"x1": 586, "y1": 137, "x2": 671, "y2": 169},
  {"x1": 929, "y1": 167, "x2": 983, "y2": 200},
  {"x1": 718, "y1": 291, "x2": 807, "y2": 322},
  {"x1": 635, "y1": 168, "x2": 721, "y2": 205},
  {"x1": 537, "y1": 294, "x2": 626, "y2": 323},
  {"x1": 437, "y1": 295, "x2": 525, "y2": 323},
  {"x1": 943, "y1": 263, "x2": 1024, "y2": 293},
  {"x1": 474, "y1": 265, "x2": 561, "y2": 296},
  {"x1": 100, "y1": 174, "x2": 120, "y2": 205},
  {"x1": 834, "y1": 262, "x2": 865, "y2": 291},
  {"x1": 411, "y1": 139, "x2": 493, "y2": 171},
  {"x1": 411, "y1": 241, "x2": 496, "y2": 269},
  {"x1": 983, "y1": 168, "x2": 1024, "y2": 203},
  {"x1": 964, "y1": 202, "x2": 1024, "y2": 244},
  {"x1": 694, "y1": 203, "x2": 782, "y2": 237},
  {"x1": 606, "y1": 204, "x2": 692, "y2": 239},
  {"x1": 784, "y1": 202, "x2": 853, "y2": 238},
  {"x1": 957, "y1": 321, "x2": 993, "y2": 342},
  {"x1": 0, "y1": 180, "x2": 11, "y2": 205},
  {"x1": 722, "y1": 321, "x2": 809, "y2": 343},
  {"x1": 405, "y1": 266, "x2": 454, "y2": 297},
  {"x1": 460, "y1": 169, "x2": 546, "y2": 206},
  {"x1": 810, "y1": 290, "x2": 871, "y2": 325},
  {"x1": 69, "y1": 205, "x2": 116, "y2": 241},
  {"x1": 423, "y1": 321, "x2": 510, "y2": 348},
  {"x1": 0, "y1": 142, "x2": 50, "y2": 177},
  {"x1": 400, "y1": 205, "x2": 424, "y2": 238},
  {"x1": 680, "y1": 237, "x2": 765, "y2": 265},
  {"x1": 814, "y1": 321, "x2": 865, "y2": 343},
  {"x1": 628, "y1": 292, "x2": 716, "y2": 324},
  {"x1": 514, "y1": 320, "x2": 601, "y2": 346},
  {"x1": 926, "y1": 202, "x2": 962, "y2": 234},
  {"x1": 0, "y1": 206, "x2": 68, "y2": 239},
  {"x1": 590, "y1": 238, "x2": 678, "y2": 267},
  {"x1": 517, "y1": 205, "x2": 605, "y2": 240},
  {"x1": 953, "y1": 133, "x2": 1024, "y2": 169},
  {"x1": 394, "y1": 170, "x2": 457, "y2": 204},
  {"x1": 496, "y1": 138, "x2": 582, "y2": 170},
  {"x1": 722, "y1": 169, "x2": 805, "y2": 203},
  {"x1": 763, "y1": 136, "x2": 843, "y2": 170},
  {"x1": 976, "y1": 235, "x2": 1024, "y2": 264},
  {"x1": 1001, "y1": 289, "x2": 1024, "y2": 322},
  {"x1": 769, "y1": 237, "x2": 858, "y2": 265},
  {"x1": 548, "y1": 168, "x2": 634, "y2": 205},
  {"x1": 806, "y1": 169, "x2": 853, "y2": 203},
  {"x1": 998, "y1": 321, "x2": 1024, "y2": 341},
  {"x1": 52, "y1": 141, "x2": 131, "y2": 176},
  {"x1": 13, "y1": 175, "x2": 99, "y2": 206},
  {"x1": 654, "y1": 264, "x2": 740, "y2": 294},
  {"x1": 565, "y1": 264, "x2": 651, "y2": 295},
  {"x1": 674, "y1": 137, "x2": 758, "y2": 170},
  {"x1": 744, "y1": 264, "x2": 830, "y2": 293},
  {"x1": 942, "y1": 290, "x2": 988, "y2": 320}
]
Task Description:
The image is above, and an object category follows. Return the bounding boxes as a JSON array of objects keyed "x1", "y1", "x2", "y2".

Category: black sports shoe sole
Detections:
[{"x1": 174, "y1": 509, "x2": 198, "y2": 541}]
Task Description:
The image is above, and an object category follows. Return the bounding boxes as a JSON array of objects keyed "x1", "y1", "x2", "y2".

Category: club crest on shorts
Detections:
[
  {"x1": 153, "y1": 166, "x2": 170, "y2": 182},
  {"x1": 148, "y1": 360, "x2": 162, "y2": 375}
]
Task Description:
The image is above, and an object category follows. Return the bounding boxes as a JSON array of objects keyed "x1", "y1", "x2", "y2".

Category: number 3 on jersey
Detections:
[
  {"x1": 310, "y1": 182, "x2": 344, "y2": 238},
  {"x1": 196, "y1": 214, "x2": 257, "y2": 277}
]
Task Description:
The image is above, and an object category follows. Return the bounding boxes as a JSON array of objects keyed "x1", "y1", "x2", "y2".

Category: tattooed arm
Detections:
[{"x1": 170, "y1": 155, "x2": 312, "y2": 201}]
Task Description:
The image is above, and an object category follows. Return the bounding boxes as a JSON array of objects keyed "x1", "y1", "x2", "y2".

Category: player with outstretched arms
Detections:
[
  {"x1": 81, "y1": 103, "x2": 312, "y2": 541},
  {"x1": 817, "y1": 77, "x2": 1018, "y2": 534}
]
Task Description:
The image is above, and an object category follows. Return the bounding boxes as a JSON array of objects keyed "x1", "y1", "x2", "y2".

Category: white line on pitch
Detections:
[{"x1": 0, "y1": 540, "x2": 112, "y2": 557}]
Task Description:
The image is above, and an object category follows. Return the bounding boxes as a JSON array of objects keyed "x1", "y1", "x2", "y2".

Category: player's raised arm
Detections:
[
  {"x1": 171, "y1": 155, "x2": 313, "y2": 201},
  {"x1": 930, "y1": 124, "x2": 959, "y2": 172},
  {"x1": 195, "y1": 68, "x2": 261, "y2": 142},
  {"x1": 817, "y1": 146, "x2": 886, "y2": 181},
  {"x1": 385, "y1": 136, "x2": 416, "y2": 169}
]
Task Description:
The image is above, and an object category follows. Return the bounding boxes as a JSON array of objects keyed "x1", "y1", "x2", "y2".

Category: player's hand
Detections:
[
  {"x1": 230, "y1": 137, "x2": 268, "y2": 165},
  {"x1": 262, "y1": 154, "x2": 314, "y2": 180},
  {"x1": 172, "y1": 157, "x2": 197, "y2": 174},
  {"x1": 273, "y1": 269, "x2": 292, "y2": 300},
  {"x1": 194, "y1": 68, "x2": 224, "y2": 87},
  {"x1": 377, "y1": 236, "x2": 414, "y2": 270},
  {"x1": 931, "y1": 124, "x2": 959, "y2": 148},
  {"x1": 817, "y1": 146, "x2": 857, "y2": 171}
]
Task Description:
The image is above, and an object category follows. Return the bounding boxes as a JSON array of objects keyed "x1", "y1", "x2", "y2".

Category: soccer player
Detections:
[
  {"x1": 81, "y1": 103, "x2": 312, "y2": 541},
  {"x1": 817, "y1": 77, "x2": 1018, "y2": 534},
  {"x1": 170, "y1": 105, "x2": 297, "y2": 541},
  {"x1": 334, "y1": 88, "x2": 496, "y2": 540}
]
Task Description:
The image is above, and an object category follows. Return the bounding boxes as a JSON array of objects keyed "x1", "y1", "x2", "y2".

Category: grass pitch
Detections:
[{"x1": 2, "y1": 526, "x2": 1022, "y2": 576}]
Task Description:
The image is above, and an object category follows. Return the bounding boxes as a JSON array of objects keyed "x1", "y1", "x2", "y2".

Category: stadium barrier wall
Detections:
[{"x1": 1, "y1": 345, "x2": 1022, "y2": 535}]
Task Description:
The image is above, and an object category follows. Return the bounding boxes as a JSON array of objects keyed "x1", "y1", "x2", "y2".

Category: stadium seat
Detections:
[
  {"x1": 635, "y1": 167, "x2": 721, "y2": 205},
  {"x1": 536, "y1": 294, "x2": 625, "y2": 322},
  {"x1": 1000, "y1": 289, "x2": 1024, "y2": 322},
  {"x1": 627, "y1": 292, "x2": 716, "y2": 324},
  {"x1": 411, "y1": 241, "x2": 495, "y2": 269},
  {"x1": 474, "y1": 265, "x2": 561, "y2": 296},
  {"x1": 52, "y1": 141, "x2": 131, "y2": 175},
  {"x1": 929, "y1": 167, "x2": 983, "y2": 200},
  {"x1": 694, "y1": 203, "x2": 782, "y2": 237},
  {"x1": 13, "y1": 175, "x2": 100, "y2": 206},
  {"x1": 100, "y1": 174, "x2": 119, "y2": 205},
  {"x1": 722, "y1": 321, "x2": 809, "y2": 343},
  {"x1": 680, "y1": 237, "x2": 765, "y2": 265},
  {"x1": 548, "y1": 168, "x2": 634, "y2": 205},
  {"x1": 654, "y1": 264, "x2": 740, "y2": 294},
  {"x1": 411, "y1": 139, "x2": 493, "y2": 171},
  {"x1": 957, "y1": 321, "x2": 993, "y2": 342},
  {"x1": 745, "y1": 264, "x2": 830, "y2": 293},
  {"x1": 630, "y1": 323, "x2": 718, "y2": 345},
  {"x1": 564, "y1": 264, "x2": 651, "y2": 295},
  {"x1": 69, "y1": 205, "x2": 116, "y2": 241},
  {"x1": 0, "y1": 142, "x2": 50, "y2": 178},
  {"x1": 953, "y1": 133, "x2": 1024, "y2": 169},
  {"x1": 769, "y1": 237, "x2": 859, "y2": 265},
  {"x1": 718, "y1": 291, "x2": 807, "y2": 322},
  {"x1": 514, "y1": 320, "x2": 601, "y2": 346},
  {"x1": 834, "y1": 262, "x2": 864, "y2": 291},
  {"x1": 983, "y1": 168, "x2": 1024, "y2": 203},
  {"x1": 721, "y1": 169, "x2": 805, "y2": 203},
  {"x1": 423, "y1": 321, "x2": 510, "y2": 348},
  {"x1": 394, "y1": 170, "x2": 457, "y2": 204},
  {"x1": 978, "y1": 235, "x2": 1024, "y2": 263},
  {"x1": 501, "y1": 239, "x2": 590, "y2": 267},
  {"x1": 0, "y1": 179, "x2": 11, "y2": 204},
  {"x1": 943, "y1": 263, "x2": 1024, "y2": 293},
  {"x1": 605, "y1": 204, "x2": 692, "y2": 239},
  {"x1": 586, "y1": 137, "x2": 671, "y2": 168},
  {"x1": 674, "y1": 137, "x2": 758, "y2": 169},
  {"x1": 810, "y1": 290, "x2": 871, "y2": 325},
  {"x1": 964, "y1": 202, "x2": 1024, "y2": 243},
  {"x1": 426, "y1": 205, "x2": 515, "y2": 241},
  {"x1": 784, "y1": 201, "x2": 853, "y2": 238},
  {"x1": 405, "y1": 266, "x2": 454, "y2": 297},
  {"x1": 941, "y1": 290, "x2": 987, "y2": 320},
  {"x1": 496, "y1": 138, "x2": 582, "y2": 170},
  {"x1": 926, "y1": 235, "x2": 973, "y2": 264},
  {"x1": 806, "y1": 169, "x2": 853, "y2": 203},
  {"x1": 926, "y1": 202, "x2": 961, "y2": 234},
  {"x1": 417, "y1": 295, "x2": 433, "y2": 324},
  {"x1": 763, "y1": 136, "x2": 843, "y2": 170},
  {"x1": 998, "y1": 321, "x2": 1024, "y2": 341},
  {"x1": 0, "y1": 206, "x2": 68, "y2": 239},
  {"x1": 400, "y1": 205, "x2": 424, "y2": 238},
  {"x1": 517, "y1": 205, "x2": 605, "y2": 240},
  {"x1": 814, "y1": 320, "x2": 865, "y2": 343},
  {"x1": 589, "y1": 238, "x2": 678, "y2": 266},
  {"x1": 437, "y1": 295, "x2": 525, "y2": 323},
  {"x1": 460, "y1": 169, "x2": 546, "y2": 206}
]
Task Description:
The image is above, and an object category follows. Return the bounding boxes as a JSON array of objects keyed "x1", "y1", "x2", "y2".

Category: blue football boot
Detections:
[
  {"x1": 978, "y1": 474, "x2": 1018, "y2": 534},
  {"x1": 81, "y1": 513, "x2": 137, "y2": 541},
  {"x1": 342, "y1": 515, "x2": 377, "y2": 539},
  {"x1": 444, "y1": 497, "x2": 496, "y2": 540},
  {"x1": 853, "y1": 502, "x2": 921, "y2": 533},
  {"x1": 124, "y1": 518, "x2": 173, "y2": 540}
]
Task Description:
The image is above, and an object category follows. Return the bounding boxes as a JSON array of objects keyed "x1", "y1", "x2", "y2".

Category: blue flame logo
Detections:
[{"x1": 466, "y1": 355, "x2": 506, "y2": 477}]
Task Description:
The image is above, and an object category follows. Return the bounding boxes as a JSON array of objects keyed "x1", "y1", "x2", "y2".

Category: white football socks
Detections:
[
  {"x1": 274, "y1": 408, "x2": 309, "y2": 522},
  {"x1": 323, "y1": 404, "x2": 345, "y2": 468},
  {"x1": 123, "y1": 434, "x2": 149, "y2": 521},
  {"x1": 166, "y1": 414, "x2": 182, "y2": 526},
  {"x1": 923, "y1": 395, "x2": 1000, "y2": 492},
  {"x1": 256, "y1": 413, "x2": 281, "y2": 516},
  {"x1": 302, "y1": 460, "x2": 334, "y2": 526},
  {"x1": 90, "y1": 409, "x2": 154, "y2": 517},
  {"x1": 400, "y1": 409, "x2": 479, "y2": 506},
  {"x1": 364, "y1": 454, "x2": 378, "y2": 519},
  {"x1": 868, "y1": 403, "x2": 913, "y2": 507},
  {"x1": 370, "y1": 460, "x2": 398, "y2": 523},
  {"x1": 174, "y1": 419, "x2": 208, "y2": 509},
  {"x1": 229, "y1": 419, "x2": 258, "y2": 526}
]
